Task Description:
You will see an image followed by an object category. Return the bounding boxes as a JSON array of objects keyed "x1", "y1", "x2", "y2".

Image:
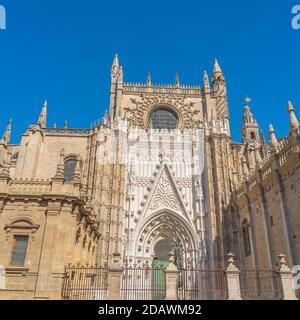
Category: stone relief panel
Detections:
[
  {"x1": 149, "y1": 170, "x2": 180, "y2": 211},
  {"x1": 123, "y1": 93, "x2": 202, "y2": 129}
]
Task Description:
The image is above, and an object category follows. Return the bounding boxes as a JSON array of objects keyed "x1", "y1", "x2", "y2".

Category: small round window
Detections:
[{"x1": 150, "y1": 108, "x2": 178, "y2": 130}]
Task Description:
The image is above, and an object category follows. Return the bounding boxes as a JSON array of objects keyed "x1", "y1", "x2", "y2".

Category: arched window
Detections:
[
  {"x1": 242, "y1": 219, "x2": 251, "y2": 257},
  {"x1": 150, "y1": 107, "x2": 178, "y2": 130},
  {"x1": 250, "y1": 131, "x2": 256, "y2": 140},
  {"x1": 64, "y1": 158, "x2": 77, "y2": 181}
]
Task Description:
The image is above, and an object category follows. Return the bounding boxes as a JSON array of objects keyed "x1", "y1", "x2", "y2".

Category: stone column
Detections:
[
  {"x1": 278, "y1": 254, "x2": 297, "y2": 300},
  {"x1": 226, "y1": 253, "x2": 242, "y2": 300},
  {"x1": 164, "y1": 252, "x2": 179, "y2": 300},
  {"x1": 107, "y1": 252, "x2": 124, "y2": 300},
  {"x1": 34, "y1": 205, "x2": 60, "y2": 299}
]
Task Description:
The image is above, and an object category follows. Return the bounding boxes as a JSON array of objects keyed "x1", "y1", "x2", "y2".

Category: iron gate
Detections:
[{"x1": 62, "y1": 265, "x2": 108, "y2": 300}]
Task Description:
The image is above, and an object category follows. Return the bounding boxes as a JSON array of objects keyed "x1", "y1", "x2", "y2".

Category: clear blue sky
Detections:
[{"x1": 0, "y1": 0, "x2": 299, "y2": 143}]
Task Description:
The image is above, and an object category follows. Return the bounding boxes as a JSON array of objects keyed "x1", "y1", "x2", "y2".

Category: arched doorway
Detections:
[
  {"x1": 151, "y1": 239, "x2": 172, "y2": 299},
  {"x1": 134, "y1": 210, "x2": 197, "y2": 266}
]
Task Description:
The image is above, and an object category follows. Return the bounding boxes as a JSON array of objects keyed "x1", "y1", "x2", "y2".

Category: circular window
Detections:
[{"x1": 150, "y1": 108, "x2": 178, "y2": 130}]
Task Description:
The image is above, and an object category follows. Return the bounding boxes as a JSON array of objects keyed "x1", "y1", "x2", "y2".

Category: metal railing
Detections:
[
  {"x1": 121, "y1": 264, "x2": 166, "y2": 300},
  {"x1": 61, "y1": 264, "x2": 291, "y2": 300},
  {"x1": 178, "y1": 268, "x2": 228, "y2": 300},
  {"x1": 239, "y1": 269, "x2": 283, "y2": 300},
  {"x1": 62, "y1": 265, "x2": 108, "y2": 300}
]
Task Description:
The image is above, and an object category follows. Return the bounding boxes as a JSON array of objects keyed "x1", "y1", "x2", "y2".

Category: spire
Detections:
[
  {"x1": 113, "y1": 54, "x2": 119, "y2": 66},
  {"x1": 268, "y1": 123, "x2": 278, "y2": 151},
  {"x1": 38, "y1": 100, "x2": 47, "y2": 128},
  {"x1": 1, "y1": 118, "x2": 12, "y2": 145},
  {"x1": 64, "y1": 120, "x2": 68, "y2": 129},
  {"x1": 203, "y1": 70, "x2": 210, "y2": 93},
  {"x1": 111, "y1": 54, "x2": 119, "y2": 76},
  {"x1": 103, "y1": 110, "x2": 110, "y2": 125},
  {"x1": 241, "y1": 96, "x2": 261, "y2": 144},
  {"x1": 212, "y1": 58, "x2": 225, "y2": 95},
  {"x1": 175, "y1": 72, "x2": 180, "y2": 87},
  {"x1": 287, "y1": 100, "x2": 299, "y2": 133},
  {"x1": 146, "y1": 71, "x2": 152, "y2": 86},
  {"x1": 213, "y1": 58, "x2": 222, "y2": 74},
  {"x1": 212, "y1": 58, "x2": 225, "y2": 81},
  {"x1": 242, "y1": 97, "x2": 257, "y2": 126}
]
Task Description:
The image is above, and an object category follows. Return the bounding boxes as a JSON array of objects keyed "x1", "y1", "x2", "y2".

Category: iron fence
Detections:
[
  {"x1": 61, "y1": 264, "x2": 290, "y2": 300},
  {"x1": 239, "y1": 269, "x2": 283, "y2": 300},
  {"x1": 121, "y1": 264, "x2": 228, "y2": 300},
  {"x1": 62, "y1": 265, "x2": 108, "y2": 300},
  {"x1": 178, "y1": 268, "x2": 228, "y2": 300},
  {"x1": 121, "y1": 264, "x2": 166, "y2": 300}
]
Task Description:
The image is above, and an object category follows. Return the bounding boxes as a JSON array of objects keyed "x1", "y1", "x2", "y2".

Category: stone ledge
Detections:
[{"x1": 5, "y1": 266, "x2": 30, "y2": 275}]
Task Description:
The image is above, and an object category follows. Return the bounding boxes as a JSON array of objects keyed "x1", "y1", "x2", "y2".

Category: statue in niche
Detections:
[{"x1": 174, "y1": 238, "x2": 184, "y2": 269}]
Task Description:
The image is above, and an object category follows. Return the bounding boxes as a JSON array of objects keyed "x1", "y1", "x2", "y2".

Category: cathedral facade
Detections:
[{"x1": 0, "y1": 56, "x2": 299, "y2": 299}]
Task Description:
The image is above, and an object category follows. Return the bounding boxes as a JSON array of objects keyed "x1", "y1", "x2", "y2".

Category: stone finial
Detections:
[
  {"x1": 203, "y1": 70, "x2": 210, "y2": 92},
  {"x1": 242, "y1": 98, "x2": 256, "y2": 126},
  {"x1": 112, "y1": 252, "x2": 121, "y2": 265},
  {"x1": 1, "y1": 118, "x2": 12, "y2": 145},
  {"x1": 146, "y1": 71, "x2": 152, "y2": 86},
  {"x1": 287, "y1": 100, "x2": 299, "y2": 133},
  {"x1": 64, "y1": 120, "x2": 68, "y2": 129},
  {"x1": 168, "y1": 250, "x2": 175, "y2": 265},
  {"x1": 268, "y1": 123, "x2": 278, "y2": 151},
  {"x1": 175, "y1": 72, "x2": 180, "y2": 87},
  {"x1": 278, "y1": 253, "x2": 289, "y2": 270},
  {"x1": 103, "y1": 110, "x2": 109, "y2": 125},
  {"x1": 111, "y1": 54, "x2": 119, "y2": 76},
  {"x1": 113, "y1": 54, "x2": 119, "y2": 67},
  {"x1": 213, "y1": 58, "x2": 222, "y2": 74},
  {"x1": 227, "y1": 252, "x2": 236, "y2": 268},
  {"x1": 38, "y1": 100, "x2": 47, "y2": 128}
]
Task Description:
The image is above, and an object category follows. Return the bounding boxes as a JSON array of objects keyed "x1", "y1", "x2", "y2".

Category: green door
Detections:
[{"x1": 151, "y1": 258, "x2": 170, "y2": 300}]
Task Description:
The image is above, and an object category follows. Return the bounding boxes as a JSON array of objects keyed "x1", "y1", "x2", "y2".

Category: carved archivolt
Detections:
[
  {"x1": 125, "y1": 93, "x2": 201, "y2": 129},
  {"x1": 134, "y1": 210, "x2": 197, "y2": 261}
]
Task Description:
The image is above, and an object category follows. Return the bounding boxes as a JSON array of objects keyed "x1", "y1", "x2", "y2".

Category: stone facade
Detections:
[{"x1": 0, "y1": 56, "x2": 299, "y2": 299}]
